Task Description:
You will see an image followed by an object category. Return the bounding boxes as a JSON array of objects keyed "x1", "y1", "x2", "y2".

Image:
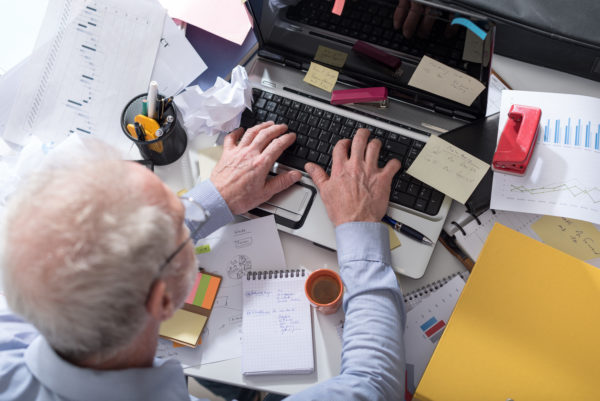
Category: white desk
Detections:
[{"x1": 157, "y1": 54, "x2": 600, "y2": 395}]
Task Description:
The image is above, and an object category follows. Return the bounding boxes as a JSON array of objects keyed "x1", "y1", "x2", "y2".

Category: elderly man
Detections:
[{"x1": 0, "y1": 121, "x2": 405, "y2": 401}]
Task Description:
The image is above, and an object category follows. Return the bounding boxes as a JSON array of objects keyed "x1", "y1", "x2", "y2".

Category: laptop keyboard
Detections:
[
  {"x1": 286, "y1": 0, "x2": 469, "y2": 70},
  {"x1": 240, "y1": 88, "x2": 444, "y2": 216}
]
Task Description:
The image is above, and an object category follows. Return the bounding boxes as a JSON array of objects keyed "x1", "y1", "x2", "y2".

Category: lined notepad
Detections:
[{"x1": 242, "y1": 269, "x2": 314, "y2": 375}]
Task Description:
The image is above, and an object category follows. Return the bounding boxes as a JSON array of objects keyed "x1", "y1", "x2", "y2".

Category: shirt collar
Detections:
[{"x1": 25, "y1": 336, "x2": 190, "y2": 401}]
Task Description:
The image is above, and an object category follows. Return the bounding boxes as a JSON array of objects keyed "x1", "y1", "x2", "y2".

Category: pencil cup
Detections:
[
  {"x1": 305, "y1": 269, "x2": 343, "y2": 314},
  {"x1": 120, "y1": 93, "x2": 187, "y2": 165}
]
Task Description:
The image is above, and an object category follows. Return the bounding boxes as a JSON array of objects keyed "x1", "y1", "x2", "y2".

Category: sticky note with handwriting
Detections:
[
  {"x1": 303, "y1": 62, "x2": 339, "y2": 92},
  {"x1": 532, "y1": 216, "x2": 600, "y2": 261},
  {"x1": 314, "y1": 45, "x2": 348, "y2": 68},
  {"x1": 407, "y1": 135, "x2": 489, "y2": 204},
  {"x1": 408, "y1": 56, "x2": 485, "y2": 106}
]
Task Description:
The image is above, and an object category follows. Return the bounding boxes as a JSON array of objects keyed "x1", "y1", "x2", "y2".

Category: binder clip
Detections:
[
  {"x1": 331, "y1": 87, "x2": 388, "y2": 108},
  {"x1": 492, "y1": 104, "x2": 542, "y2": 176}
]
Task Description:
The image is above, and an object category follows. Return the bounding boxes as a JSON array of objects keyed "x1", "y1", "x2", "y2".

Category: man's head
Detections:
[{"x1": 2, "y1": 156, "x2": 196, "y2": 364}]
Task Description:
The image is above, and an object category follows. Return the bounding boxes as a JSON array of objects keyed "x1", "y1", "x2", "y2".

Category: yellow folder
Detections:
[{"x1": 414, "y1": 223, "x2": 600, "y2": 401}]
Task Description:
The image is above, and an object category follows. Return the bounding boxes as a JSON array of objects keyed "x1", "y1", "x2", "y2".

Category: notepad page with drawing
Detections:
[{"x1": 242, "y1": 269, "x2": 314, "y2": 375}]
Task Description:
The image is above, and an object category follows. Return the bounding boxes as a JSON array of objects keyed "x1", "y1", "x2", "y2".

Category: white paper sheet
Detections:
[
  {"x1": 2, "y1": 0, "x2": 165, "y2": 158},
  {"x1": 151, "y1": 14, "x2": 207, "y2": 98},
  {"x1": 156, "y1": 215, "x2": 287, "y2": 367},
  {"x1": 404, "y1": 276, "x2": 465, "y2": 395},
  {"x1": 491, "y1": 91, "x2": 600, "y2": 225}
]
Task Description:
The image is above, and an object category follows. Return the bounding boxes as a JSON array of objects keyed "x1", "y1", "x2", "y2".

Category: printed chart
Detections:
[
  {"x1": 3, "y1": 0, "x2": 164, "y2": 156},
  {"x1": 491, "y1": 91, "x2": 600, "y2": 224}
]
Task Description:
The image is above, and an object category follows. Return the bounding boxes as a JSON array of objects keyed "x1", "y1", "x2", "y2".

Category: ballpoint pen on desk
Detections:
[{"x1": 382, "y1": 215, "x2": 434, "y2": 246}]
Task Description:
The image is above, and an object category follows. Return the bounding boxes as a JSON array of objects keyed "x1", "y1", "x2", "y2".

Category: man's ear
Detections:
[{"x1": 146, "y1": 279, "x2": 175, "y2": 321}]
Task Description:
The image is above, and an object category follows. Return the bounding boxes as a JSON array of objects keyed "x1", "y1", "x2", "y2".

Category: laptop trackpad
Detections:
[{"x1": 250, "y1": 181, "x2": 316, "y2": 229}]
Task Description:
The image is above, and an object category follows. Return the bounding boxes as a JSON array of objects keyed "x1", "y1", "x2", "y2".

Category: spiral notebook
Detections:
[{"x1": 242, "y1": 269, "x2": 314, "y2": 375}]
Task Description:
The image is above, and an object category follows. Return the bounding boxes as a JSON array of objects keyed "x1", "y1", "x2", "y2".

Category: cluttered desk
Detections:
[{"x1": 2, "y1": 0, "x2": 600, "y2": 399}]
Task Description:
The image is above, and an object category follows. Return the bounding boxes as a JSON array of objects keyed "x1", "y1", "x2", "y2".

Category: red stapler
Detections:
[
  {"x1": 492, "y1": 104, "x2": 542, "y2": 176},
  {"x1": 331, "y1": 87, "x2": 388, "y2": 108}
]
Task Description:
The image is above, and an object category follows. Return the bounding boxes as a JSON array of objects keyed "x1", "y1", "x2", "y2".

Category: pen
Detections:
[
  {"x1": 382, "y1": 215, "x2": 434, "y2": 246},
  {"x1": 147, "y1": 80, "x2": 159, "y2": 120}
]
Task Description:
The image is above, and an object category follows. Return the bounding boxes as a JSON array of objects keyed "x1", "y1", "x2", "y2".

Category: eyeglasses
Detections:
[{"x1": 156, "y1": 196, "x2": 210, "y2": 275}]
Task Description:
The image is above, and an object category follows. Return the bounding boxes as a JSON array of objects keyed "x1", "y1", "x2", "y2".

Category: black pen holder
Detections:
[{"x1": 120, "y1": 93, "x2": 187, "y2": 166}]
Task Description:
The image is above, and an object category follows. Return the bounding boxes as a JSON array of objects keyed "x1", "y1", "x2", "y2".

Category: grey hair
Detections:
[{"x1": 1, "y1": 139, "x2": 193, "y2": 362}]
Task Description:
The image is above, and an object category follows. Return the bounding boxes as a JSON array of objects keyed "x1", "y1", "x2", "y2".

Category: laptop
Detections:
[{"x1": 241, "y1": 0, "x2": 495, "y2": 278}]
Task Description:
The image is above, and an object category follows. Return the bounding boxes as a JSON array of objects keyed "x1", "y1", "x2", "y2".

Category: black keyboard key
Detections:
[
  {"x1": 329, "y1": 122, "x2": 342, "y2": 135},
  {"x1": 265, "y1": 101, "x2": 277, "y2": 112},
  {"x1": 256, "y1": 109, "x2": 267, "y2": 121},
  {"x1": 255, "y1": 98, "x2": 267, "y2": 109},
  {"x1": 340, "y1": 126, "x2": 354, "y2": 137},
  {"x1": 317, "y1": 153, "x2": 331, "y2": 166},
  {"x1": 317, "y1": 140, "x2": 329, "y2": 153},
  {"x1": 318, "y1": 118, "x2": 331, "y2": 130},
  {"x1": 296, "y1": 146, "x2": 309, "y2": 158},
  {"x1": 297, "y1": 111, "x2": 309, "y2": 123},
  {"x1": 306, "y1": 138, "x2": 318, "y2": 150},
  {"x1": 262, "y1": 92, "x2": 273, "y2": 100},
  {"x1": 308, "y1": 126, "x2": 321, "y2": 138},
  {"x1": 414, "y1": 198, "x2": 428, "y2": 212},
  {"x1": 406, "y1": 182, "x2": 421, "y2": 197},
  {"x1": 426, "y1": 191, "x2": 444, "y2": 215},
  {"x1": 266, "y1": 112, "x2": 278, "y2": 122},
  {"x1": 307, "y1": 115, "x2": 319, "y2": 127},
  {"x1": 307, "y1": 150, "x2": 319, "y2": 162},
  {"x1": 298, "y1": 123, "x2": 310, "y2": 135},
  {"x1": 384, "y1": 141, "x2": 408, "y2": 157},
  {"x1": 291, "y1": 101, "x2": 302, "y2": 110},
  {"x1": 391, "y1": 192, "x2": 416, "y2": 208},
  {"x1": 296, "y1": 134, "x2": 308, "y2": 146},
  {"x1": 279, "y1": 152, "x2": 307, "y2": 171},
  {"x1": 275, "y1": 104, "x2": 289, "y2": 115},
  {"x1": 275, "y1": 116, "x2": 289, "y2": 125},
  {"x1": 288, "y1": 120, "x2": 300, "y2": 132}
]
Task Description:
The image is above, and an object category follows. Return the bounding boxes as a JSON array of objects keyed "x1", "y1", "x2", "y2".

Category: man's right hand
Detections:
[{"x1": 305, "y1": 129, "x2": 401, "y2": 227}]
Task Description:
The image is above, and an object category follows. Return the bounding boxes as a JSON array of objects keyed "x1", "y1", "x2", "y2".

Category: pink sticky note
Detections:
[
  {"x1": 331, "y1": 0, "x2": 346, "y2": 16},
  {"x1": 185, "y1": 272, "x2": 203, "y2": 304},
  {"x1": 159, "y1": 0, "x2": 251, "y2": 45}
]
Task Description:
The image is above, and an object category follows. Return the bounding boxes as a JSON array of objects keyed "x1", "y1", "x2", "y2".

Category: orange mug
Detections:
[{"x1": 305, "y1": 269, "x2": 343, "y2": 314}]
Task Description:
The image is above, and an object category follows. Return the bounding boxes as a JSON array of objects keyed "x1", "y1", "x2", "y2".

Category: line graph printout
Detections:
[
  {"x1": 2, "y1": 0, "x2": 165, "y2": 157},
  {"x1": 491, "y1": 91, "x2": 600, "y2": 224}
]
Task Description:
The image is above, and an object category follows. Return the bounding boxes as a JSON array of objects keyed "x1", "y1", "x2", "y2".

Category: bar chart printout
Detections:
[
  {"x1": 2, "y1": 0, "x2": 165, "y2": 157},
  {"x1": 404, "y1": 276, "x2": 465, "y2": 400},
  {"x1": 491, "y1": 91, "x2": 600, "y2": 225}
]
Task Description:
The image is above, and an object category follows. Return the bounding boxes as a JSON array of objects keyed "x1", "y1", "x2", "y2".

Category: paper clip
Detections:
[
  {"x1": 352, "y1": 41, "x2": 403, "y2": 77},
  {"x1": 331, "y1": 87, "x2": 388, "y2": 108},
  {"x1": 492, "y1": 104, "x2": 542, "y2": 176}
]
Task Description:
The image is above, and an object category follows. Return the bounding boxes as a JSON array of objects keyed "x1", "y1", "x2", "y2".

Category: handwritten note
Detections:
[
  {"x1": 532, "y1": 216, "x2": 600, "y2": 261},
  {"x1": 407, "y1": 135, "x2": 489, "y2": 204},
  {"x1": 242, "y1": 272, "x2": 314, "y2": 374},
  {"x1": 314, "y1": 45, "x2": 348, "y2": 68},
  {"x1": 303, "y1": 62, "x2": 339, "y2": 92},
  {"x1": 408, "y1": 56, "x2": 485, "y2": 106}
]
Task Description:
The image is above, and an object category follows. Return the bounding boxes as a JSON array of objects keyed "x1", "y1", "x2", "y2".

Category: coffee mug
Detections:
[{"x1": 305, "y1": 269, "x2": 343, "y2": 314}]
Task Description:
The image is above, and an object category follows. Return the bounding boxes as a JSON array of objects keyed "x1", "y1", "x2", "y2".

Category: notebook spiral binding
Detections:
[
  {"x1": 403, "y1": 271, "x2": 470, "y2": 308},
  {"x1": 246, "y1": 269, "x2": 306, "y2": 280}
]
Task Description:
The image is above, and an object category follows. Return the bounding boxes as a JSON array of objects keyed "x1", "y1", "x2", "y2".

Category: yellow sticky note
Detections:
[
  {"x1": 408, "y1": 55, "x2": 485, "y2": 106},
  {"x1": 197, "y1": 145, "x2": 224, "y2": 182},
  {"x1": 388, "y1": 225, "x2": 401, "y2": 250},
  {"x1": 314, "y1": 45, "x2": 348, "y2": 68},
  {"x1": 159, "y1": 309, "x2": 207, "y2": 347},
  {"x1": 407, "y1": 135, "x2": 489, "y2": 204},
  {"x1": 303, "y1": 62, "x2": 339, "y2": 92},
  {"x1": 531, "y1": 216, "x2": 600, "y2": 261}
]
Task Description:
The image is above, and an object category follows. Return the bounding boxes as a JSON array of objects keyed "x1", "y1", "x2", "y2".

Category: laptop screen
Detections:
[{"x1": 246, "y1": 0, "x2": 494, "y2": 121}]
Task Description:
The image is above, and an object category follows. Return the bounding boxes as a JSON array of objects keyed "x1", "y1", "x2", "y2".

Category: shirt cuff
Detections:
[
  {"x1": 185, "y1": 180, "x2": 234, "y2": 237},
  {"x1": 335, "y1": 222, "x2": 391, "y2": 266}
]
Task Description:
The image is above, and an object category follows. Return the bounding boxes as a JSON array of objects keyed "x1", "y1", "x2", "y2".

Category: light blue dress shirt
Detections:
[{"x1": 0, "y1": 180, "x2": 405, "y2": 401}]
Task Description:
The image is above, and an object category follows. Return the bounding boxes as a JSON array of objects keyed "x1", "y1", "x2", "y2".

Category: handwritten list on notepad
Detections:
[
  {"x1": 242, "y1": 270, "x2": 314, "y2": 375},
  {"x1": 408, "y1": 135, "x2": 489, "y2": 204}
]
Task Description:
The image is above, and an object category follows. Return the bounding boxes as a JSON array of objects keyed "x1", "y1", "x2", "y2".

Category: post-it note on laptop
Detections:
[
  {"x1": 408, "y1": 135, "x2": 489, "y2": 204},
  {"x1": 303, "y1": 62, "x2": 339, "y2": 92}
]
